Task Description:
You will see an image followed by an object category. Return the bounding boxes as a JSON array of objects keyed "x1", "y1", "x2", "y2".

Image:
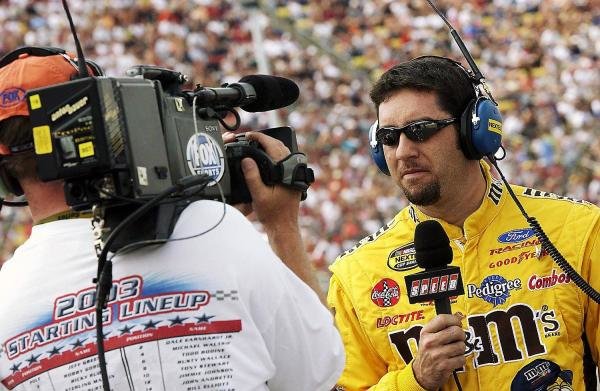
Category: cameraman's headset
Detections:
[
  {"x1": 368, "y1": 56, "x2": 503, "y2": 174},
  {"x1": 0, "y1": 46, "x2": 104, "y2": 199}
]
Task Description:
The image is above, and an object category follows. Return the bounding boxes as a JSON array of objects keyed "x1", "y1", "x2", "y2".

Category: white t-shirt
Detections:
[{"x1": 0, "y1": 200, "x2": 344, "y2": 390}]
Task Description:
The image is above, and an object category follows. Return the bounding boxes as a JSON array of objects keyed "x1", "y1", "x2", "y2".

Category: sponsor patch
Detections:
[
  {"x1": 371, "y1": 278, "x2": 400, "y2": 307},
  {"x1": 488, "y1": 249, "x2": 541, "y2": 269},
  {"x1": 510, "y1": 359, "x2": 573, "y2": 390},
  {"x1": 467, "y1": 275, "x2": 521, "y2": 307},
  {"x1": 387, "y1": 243, "x2": 417, "y2": 271},
  {"x1": 528, "y1": 269, "x2": 570, "y2": 291},
  {"x1": 0, "y1": 87, "x2": 26, "y2": 108},
  {"x1": 498, "y1": 228, "x2": 536, "y2": 243},
  {"x1": 376, "y1": 310, "x2": 424, "y2": 328},
  {"x1": 538, "y1": 305, "x2": 561, "y2": 338},
  {"x1": 488, "y1": 239, "x2": 540, "y2": 256},
  {"x1": 389, "y1": 303, "x2": 549, "y2": 367},
  {"x1": 488, "y1": 119, "x2": 502, "y2": 135}
]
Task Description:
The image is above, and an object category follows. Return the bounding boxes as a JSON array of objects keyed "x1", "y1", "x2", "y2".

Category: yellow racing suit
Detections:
[{"x1": 328, "y1": 163, "x2": 600, "y2": 390}]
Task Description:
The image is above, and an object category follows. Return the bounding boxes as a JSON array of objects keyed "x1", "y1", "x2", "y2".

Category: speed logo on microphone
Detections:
[
  {"x1": 467, "y1": 275, "x2": 522, "y2": 307},
  {"x1": 186, "y1": 132, "x2": 225, "y2": 185},
  {"x1": 404, "y1": 266, "x2": 464, "y2": 304},
  {"x1": 371, "y1": 278, "x2": 400, "y2": 307},
  {"x1": 409, "y1": 273, "x2": 459, "y2": 298}
]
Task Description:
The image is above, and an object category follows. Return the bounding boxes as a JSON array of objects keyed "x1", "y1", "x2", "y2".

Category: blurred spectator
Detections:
[{"x1": 1, "y1": 1, "x2": 598, "y2": 292}]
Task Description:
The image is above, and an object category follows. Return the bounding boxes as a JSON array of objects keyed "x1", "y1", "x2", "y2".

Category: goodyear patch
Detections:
[{"x1": 387, "y1": 243, "x2": 417, "y2": 271}]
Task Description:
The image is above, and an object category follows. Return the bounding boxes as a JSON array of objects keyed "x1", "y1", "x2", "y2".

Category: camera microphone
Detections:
[
  {"x1": 194, "y1": 74, "x2": 299, "y2": 112},
  {"x1": 404, "y1": 220, "x2": 464, "y2": 314}
]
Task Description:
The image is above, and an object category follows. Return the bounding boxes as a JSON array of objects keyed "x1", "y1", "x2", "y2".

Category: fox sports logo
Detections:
[{"x1": 186, "y1": 133, "x2": 225, "y2": 185}]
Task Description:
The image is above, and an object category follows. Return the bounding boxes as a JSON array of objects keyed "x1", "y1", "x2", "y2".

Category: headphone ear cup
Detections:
[
  {"x1": 459, "y1": 98, "x2": 480, "y2": 160},
  {"x1": 471, "y1": 97, "x2": 503, "y2": 158},
  {"x1": 460, "y1": 97, "x2": 503, "y2": 160},
  {"x1": 368, "y1": 121, "x2": 390, "y2": 175},
  {"x1": 0, "y1": 163, "x2": 24, "y2": 198},
  {"x1": 371, "y1": 143, "x2": 390, "y2": 176}
]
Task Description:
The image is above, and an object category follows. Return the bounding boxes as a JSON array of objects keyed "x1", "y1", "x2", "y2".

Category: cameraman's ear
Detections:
[{"x1": 0, "y1": 144, "x2": 10, "y2": 156}]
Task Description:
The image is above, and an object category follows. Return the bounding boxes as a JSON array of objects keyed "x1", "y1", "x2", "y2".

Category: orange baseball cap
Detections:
[{"x1": 0, "y1": 52, "x2": 80, "y2": 122}]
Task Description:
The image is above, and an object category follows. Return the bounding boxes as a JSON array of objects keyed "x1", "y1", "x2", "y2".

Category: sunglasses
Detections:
[{"x1": 376, "y1": 117, "x2": 457, "y2": 146}]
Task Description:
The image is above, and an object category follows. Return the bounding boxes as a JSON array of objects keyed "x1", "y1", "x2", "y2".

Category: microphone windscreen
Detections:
[
  {"x1": 239, "y1": 75, "x2": 299, "y2": 112},
  {"x1": 414, "y1": 220, "x2": 453, "y2": 269}
]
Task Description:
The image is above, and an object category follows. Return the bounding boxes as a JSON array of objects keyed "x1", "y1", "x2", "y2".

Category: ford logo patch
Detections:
[{"x1": 498, "y1": 228, "x2": 535, "y2": 243}]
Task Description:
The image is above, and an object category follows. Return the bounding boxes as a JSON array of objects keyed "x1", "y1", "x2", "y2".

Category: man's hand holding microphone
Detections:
[{"x1": 405, "y1": 220, "x2": 466, "y2": 390}]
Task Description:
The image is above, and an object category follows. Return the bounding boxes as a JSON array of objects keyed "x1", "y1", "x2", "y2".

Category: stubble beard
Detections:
[{"x1": 401, "y1": 180, "x2": 441, "y2": 206}]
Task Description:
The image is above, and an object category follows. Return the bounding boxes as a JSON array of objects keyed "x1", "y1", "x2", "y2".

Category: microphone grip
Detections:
[{"x1": 434, "y1": 297, "x2": 451, "y2": 315}]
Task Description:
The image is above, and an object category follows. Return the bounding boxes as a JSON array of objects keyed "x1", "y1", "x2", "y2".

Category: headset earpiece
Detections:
[
  {"x1": 368, "y1": 120, "x2": 390, "y2": 175},
  {"x1": 0, "y1": 46, "x2": 104, "y2": 76},
  {"x1": 0, "y1": 159, "x2": 24, "y2": 198},
  {"x1": 459, "y1": 95, "x2": 503, "y2": 160}
]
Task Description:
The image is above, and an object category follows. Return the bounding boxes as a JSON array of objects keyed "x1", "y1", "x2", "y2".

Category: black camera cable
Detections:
[{"x1": 94, "y1": 174, "x2": 215, "y2": 391}]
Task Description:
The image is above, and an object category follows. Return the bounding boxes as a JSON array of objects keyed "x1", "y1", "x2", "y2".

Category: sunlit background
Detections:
[{"x1": 0, "y1": 0, "x2": 598, "y2": 293}]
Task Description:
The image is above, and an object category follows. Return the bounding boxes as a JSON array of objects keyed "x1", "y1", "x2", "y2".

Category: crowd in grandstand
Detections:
[{"x1": 1, "y1": 0, "x2": 598, "y2": 287}]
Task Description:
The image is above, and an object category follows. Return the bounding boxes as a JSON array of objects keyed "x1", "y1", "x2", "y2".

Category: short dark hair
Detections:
[
  {"x1": 369, "y1": 56, "x2": 476, "y2": 119},
  {"x1": 0, "y1": 116, "x2": 37, "y2": 180}
]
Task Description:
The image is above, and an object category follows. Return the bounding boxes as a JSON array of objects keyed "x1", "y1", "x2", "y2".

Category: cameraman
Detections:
[{"x1": 0, "y1": 51, "x2": 344, "y2": 390}]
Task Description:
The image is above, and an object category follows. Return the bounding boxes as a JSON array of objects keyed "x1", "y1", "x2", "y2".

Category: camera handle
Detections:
[
  {"x1": 225, "y1": 139, "x2": 315, "y2": 203},
  {"x1": 276, "y1": 153, "x2": 314, "y2": 199}
]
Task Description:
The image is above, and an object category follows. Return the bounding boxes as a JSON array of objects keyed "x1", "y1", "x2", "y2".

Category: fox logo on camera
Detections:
[{"x1": 186, "y1": 132, "x2": 226, "y2": 185}]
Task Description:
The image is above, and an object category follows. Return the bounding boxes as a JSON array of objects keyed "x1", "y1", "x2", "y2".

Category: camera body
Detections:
[
  {"x1": 27, "y1": 67, "x2": 300, "y2": 209},
  {"x1": 26, "y1": 66, "x2": 307, "y2": 250}
]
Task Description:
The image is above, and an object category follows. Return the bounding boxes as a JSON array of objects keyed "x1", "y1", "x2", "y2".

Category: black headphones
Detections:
[
  {"x1": 0, "y1": 46, "x2": 104, "y2": 75},
  {"x1": 0, "y1": 46, "x2": 104, "y2": 199},
  {"x1": 368, "y1": 57, "x2": 503, "y2": 175}
]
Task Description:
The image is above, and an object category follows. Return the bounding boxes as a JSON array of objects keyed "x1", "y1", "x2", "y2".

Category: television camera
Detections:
[{"x1": 27, "y1": 62, "x2": 313, "y2": 251}]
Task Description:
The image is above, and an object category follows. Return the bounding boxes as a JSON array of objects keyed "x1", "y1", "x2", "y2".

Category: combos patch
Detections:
[
  {"x1": 186, "y1": 132, "x2": 225, "y2": 185},
  {"x1": 528, "y1": 269, "x2": 571, "y2": 291},
  {"x1": 387, "y1": 243, "x2": 417, "y2": 271},
  {"x1": 510, "y1": 359, "x2": 573, "y2": 390},
  {"x1": 467, "y1": 275, "x2": 521, "y2": 307},
  {"x1": 371, "y1": 278, "x2": 400, "y2": 308},
  {"x1": 497, "y1": 228, "x2": 536, "y2": 244}
]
